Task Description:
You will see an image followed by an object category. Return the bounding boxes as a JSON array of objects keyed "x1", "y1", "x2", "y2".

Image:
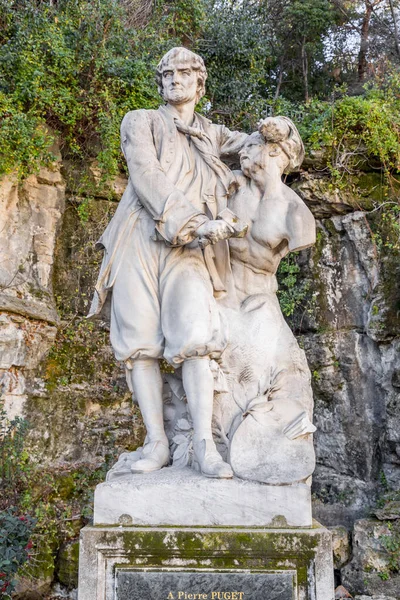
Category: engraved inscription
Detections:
[{"x1": 116, "y1": 570, "x2": 295, "y2": 600}]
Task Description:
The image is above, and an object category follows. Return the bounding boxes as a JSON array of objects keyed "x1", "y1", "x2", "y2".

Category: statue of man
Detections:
[{"x1": 89, "y1": 47, "x2": 248, "y2": 478}]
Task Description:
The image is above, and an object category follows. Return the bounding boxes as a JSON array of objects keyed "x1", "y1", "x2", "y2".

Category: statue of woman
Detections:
[{"x1": 213, "y1": 116, "x2": 317, "y2": 485}]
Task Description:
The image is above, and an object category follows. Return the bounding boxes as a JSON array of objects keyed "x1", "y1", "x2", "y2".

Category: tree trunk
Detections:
[
  {"x1": 301, "y1": 37, "x2": 309, "y2": 102},
  {"x1": 358, "y1": 1, "x2": 373, "y2": 81},
  {"x1": 389, "y1": 0, "x2": 400, "y2": 58},
  {"x1": 274, "y1": 60, "x2": 284, "y2": 100}
]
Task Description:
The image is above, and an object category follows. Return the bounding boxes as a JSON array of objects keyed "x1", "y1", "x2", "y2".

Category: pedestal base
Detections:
[
  {"x1": 78, "y1": 523, "x2": 334, "y2": 600},
  {"x1": 94, "y1": 467, "x2": 312, "y2": 527}
]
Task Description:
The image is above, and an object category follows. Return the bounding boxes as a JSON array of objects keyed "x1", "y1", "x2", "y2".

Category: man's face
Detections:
[{"x1": 162, "y1": 59, "x2": 199, "y2": 105}]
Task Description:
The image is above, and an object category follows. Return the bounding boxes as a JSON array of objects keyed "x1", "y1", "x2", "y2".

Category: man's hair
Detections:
[{"x1": 156, "y1": 47, "x2": 207, "y2": 103}]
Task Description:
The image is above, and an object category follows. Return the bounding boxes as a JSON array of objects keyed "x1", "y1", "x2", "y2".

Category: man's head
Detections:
[{"x1": 156, "y1": 47, "x2": 207, "y2": 105}]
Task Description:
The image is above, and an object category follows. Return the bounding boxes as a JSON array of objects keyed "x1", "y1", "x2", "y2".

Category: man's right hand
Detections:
[{"x1": 196, "y1": 220, "x2": 234, "y2": 247}]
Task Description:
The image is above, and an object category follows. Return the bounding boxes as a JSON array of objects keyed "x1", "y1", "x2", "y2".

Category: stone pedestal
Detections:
[
  {"x1": 78, "y1": 468, "x2": 334, "y2": 599},
  {"x1": 78, "y1": 523, "x2": 334, "y2": 600},
  {"x1": 94, "y1": 467, "x2": 312, "y2": 527}
]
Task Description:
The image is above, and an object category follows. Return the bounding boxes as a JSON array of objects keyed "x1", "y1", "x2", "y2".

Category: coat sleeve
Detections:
[{"x1": 121, "y1": 110, "x2": 207, "y2": 244}]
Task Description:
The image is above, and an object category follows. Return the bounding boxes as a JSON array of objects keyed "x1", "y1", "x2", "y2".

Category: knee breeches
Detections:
[{"x1": 110, "y1": 213, "x2": 227, "y2": 366}]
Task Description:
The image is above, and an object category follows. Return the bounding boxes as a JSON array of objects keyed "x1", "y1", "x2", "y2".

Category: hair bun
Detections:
[{"x1": 258, "y1": 116, "x2": 304, "y2": 173}]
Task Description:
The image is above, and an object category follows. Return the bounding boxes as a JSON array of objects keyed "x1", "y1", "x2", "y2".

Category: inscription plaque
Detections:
[{"x1": 116, "y1": 570, "x2": 295, "y2": 600}]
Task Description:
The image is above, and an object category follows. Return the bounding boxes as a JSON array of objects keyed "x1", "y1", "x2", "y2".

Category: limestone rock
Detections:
[
  {"x1": 0, "y1": 313, "x2": 57, "y2": 419},
  {"x1": 291, "y1": 208, "x2": 400, "y2": 524},
  {"x1": 292, "y1": 174, "x2": 355, "y2": 219},
  {"x1": 53, "y1": 197, "x2": 117, "y2": 315},
  {"x1": 62, "y1": 159, "x2": 127, "y2": 201},
  {"x1": 341, "y1": 518, "x2": 400, "y2": 597},
  {"x1": 0, "y1": 167, "x2": 65, "y2": 324},
  {"x1": 374, "y1": 500, "x2": 400, "y2": 521},
  {"x1": 304, "y1": 329, "x2": 385, "y2": 525},
  {"x1": 330, "y1": 526, "x2": 351, "y2": 569},
  {"x1": 0, "y1": 159, "x2": 65, "y2": 420}
]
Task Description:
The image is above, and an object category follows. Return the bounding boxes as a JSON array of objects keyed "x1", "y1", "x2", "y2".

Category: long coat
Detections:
[{"x1": 88, "y1": 106, "x2": 248, "y2": 317}]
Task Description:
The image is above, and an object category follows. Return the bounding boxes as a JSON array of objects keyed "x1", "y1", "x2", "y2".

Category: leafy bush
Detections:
[
  {"x1": 277, "y1": 254, "x2": 310, "y2": 318},
  {"x1": 0, "y1": 0, "x2": 400, "y2": 184},
  {"x1": 0, "y1": 411, "x2": 35, "y2": 597},
  {"x1": 0, "y1": 508, "x2": 35, "y2": 598},
  {"x1": 0, "y1": 410, "x2": 31, "y2": 509},
  {"x1": 271, "y1": 80, "x2": 400, "y2": 182},
  {"x1": 0, "y1": 405, "x2": 114, "y2": 593},
  {"x1": 0, "y1": 0, "x2": 191, "y2": 179}
]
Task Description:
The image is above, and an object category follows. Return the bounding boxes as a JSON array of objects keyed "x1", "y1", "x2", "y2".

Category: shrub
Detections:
[{"x1": 0, "y1": 508, "x2": 35, "y2": 598}]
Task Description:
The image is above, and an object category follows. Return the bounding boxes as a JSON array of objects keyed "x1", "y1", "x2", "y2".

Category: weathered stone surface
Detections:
[
  {"x1": 94, "y1": 466, "x2": 312, "y2": 527},
  {"x1": 374, "y1": 500, "x2": 400, "y2": 521},
  {"x1": 53, "y1": 197, "x2": 117, "y2": 315},
  {"x1": 287, "y1": 205, "x2": 400, "y2": 526},
  {"x1": 330, "y1": 526, "x2": 351, "y2": 569},
  {"x1": 293, "y1": 172, "x2": 386, "y2": 218},
  {"x1": 341, "y1": 519, "x2": 400, "y2": 597},
  {"x1": 78, "y1": 524, "x2": 334, "y2": 600},
  {"x1": 25, "y1": 380, "x2": 141, "y2": 464},
  {"x1": 354, "y1": 596, "x2": 398, "y2": 600},
  {"x1": 0, "y1": 313, "x2": 57, "y2": 419},
  {"x1": 292, "y1": 174, "x2": 355, "y2": 219},
  {"x1": 304, "y1": 329, "x2": 385, "y2": 526},
  {"x1": 0, "y1": 167, "x2": 65, "y2": 322},
  {"x1": 62, "y1": 159, "x2": 127, "y2": 202},
  {"x1": 0, "y1": 159, "x2": 65, "y2": 420}
]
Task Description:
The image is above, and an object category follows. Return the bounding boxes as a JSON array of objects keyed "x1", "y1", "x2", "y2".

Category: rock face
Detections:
[
  {"x1": 0, "y1": 159, "x2": 65, "y2": 422},
  {"x1": 330, "y1": 526, "x2": 351, "y2": 570},
  {"x1": 1, "y1": 162, "x2": 399, "y2": 598},
  {"x1": 342, "y1": 518, "x2": 400, "y2": 597},
  {"x1": 291, "y1": 193, "x2": 400, "y2": 527}
]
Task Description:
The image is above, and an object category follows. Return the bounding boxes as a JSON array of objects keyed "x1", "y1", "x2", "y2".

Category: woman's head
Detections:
[
  {"x1": 258, "y1": 116, "x2": 304, "y2": 173},
  {"x1": 239, "y1": 117, "x2": 304, "y2": 178}
]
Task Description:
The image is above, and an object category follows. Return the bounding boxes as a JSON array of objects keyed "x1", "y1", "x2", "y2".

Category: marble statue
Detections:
[
  {"x1": 214, "y1": 117, "x2": 317, "y2": 485},
  {"x1": 90, "y1": 47, "x2": 317, "y2": 486}
]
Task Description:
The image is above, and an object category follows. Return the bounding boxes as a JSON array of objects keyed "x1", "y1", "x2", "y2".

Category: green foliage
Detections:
[
  {"x1": 277, "y1": 254, "x2": 310, "y2": 317},
  {"x1": 267, "y1": 80, "x2": 400, "y2": 183},
  {"x1": 1, "y1": 0, "x2": 400, "y2": 181},
  {"x1": 0, "y1": 411, "x2": 35, "y2": 597},
  {"x1": 380, "y1": 526, "x2": 400, "y2": 574},
  {"x1": 0, "y1": 404, "x2": 114, "y2": 592},
  {"x1": 0, "y1": 0, "x2": 199, "y2": 179},
  {"x1": 0, "y1": 508, "x2": 35, "y2": 598},
  {"x1": 198, "y1": 0, "x2": 274, "y2": 130},
  {"x1": 198, "y1": 0, "x2": 338, "y2": 128},
  {"x1": 0, "y1": 409, "x2": 32, "y2": 508},
  {"x1": 45, "y1": 318, "x2": 114, "y2": 387},
  {"x1": 368, "y1": 204, "x2": 400, "y2": 254},
  {"x1": 0, "y1": 93, "x2": 53, "y2": 178}
]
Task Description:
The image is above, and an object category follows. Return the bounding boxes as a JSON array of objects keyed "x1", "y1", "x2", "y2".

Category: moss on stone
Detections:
[
  {"x1": 56, "y1": 539, "x2": 80, "y2": 590},
  {"x1": 118, "y1": 527, "x2": 319, "y2": 566}
]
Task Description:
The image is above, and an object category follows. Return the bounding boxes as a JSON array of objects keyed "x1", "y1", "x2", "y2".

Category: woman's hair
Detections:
[
  {"x1": 156, "y1": 47, "x2": 208, "y2": 104},
  {"x1": 258, "y1": 116, "x2": 305, "y2": 173}
]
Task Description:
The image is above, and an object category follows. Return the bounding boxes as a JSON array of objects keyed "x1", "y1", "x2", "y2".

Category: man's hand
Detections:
[{"x1": 196, "y1": 220, "x2": 234, "y2": 247}]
